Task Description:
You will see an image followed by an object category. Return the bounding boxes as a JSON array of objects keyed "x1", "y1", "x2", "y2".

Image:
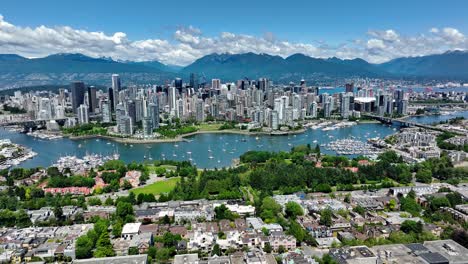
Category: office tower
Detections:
[
  {"x1": 309, "y1": 101, "x2": 318, "y2": 118},
  {"x1": 101, "y1": 102, "x2": 112, "y2": 123},
  {"x1": 345, "y1": 83, "x2": 354, "y2": 93},
  {"x1": 87, "y1": 86, "x2": 97, "y2": 113},
  {"x1": 340, "y1": 92, "x2": 351, "y2": 118},
  {"x1": 112, "y1": 74, "x2": 121, "y2": 110},
  {"x1": 108, "y1": 87, "x2": 114, "y2": 112},
  {"x1": 189, "y1": 73, "x2": 198, "y2": 88},
  {"x1": 398, "y1": 99, "x2": 408, "y2": 115},
  {"x1": 211, "y1": 79, "x2": 221, "y2": 89},
  {"x1": 142, "y1": 117, "x2": 153, "y2": 137},
  {"x1": 195, "y1": 99, "x2": 204, "y2": 122},
  {"x1": 257, "y1": 78, "x2": 268, "y2": 91},
  {"x1": 127, "y1": 100, "x2": 136, "y2": 126},
  {"x1": 174, "y1": 78, "x2": 183, "y2": 93},
  {"x1": 70, "y1": 81, "x2": 85, "y2": 114},
  {"x1": 270, "y1": 110, "x2": 279, "y2": 130},
  {"x1": 77, "y1": 104, "x2": 89, "y2": 124},
  {"x1": 148, "y1": 102, "x2": 160, "y2": 129},
  {"x1": 324, "y1": 96, "x2": 333, "y2": 118}
]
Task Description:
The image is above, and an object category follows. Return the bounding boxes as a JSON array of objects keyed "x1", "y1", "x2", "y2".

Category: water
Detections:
[
  {"x1": 3, "y1": 110, "x2": 466, "y2": 169},
  {"x1": 405, "y1": 110, "x2": 468, "y2": 125},
  {"x1": 0, "y1": 123, "x2": 396, "y2": 169}
]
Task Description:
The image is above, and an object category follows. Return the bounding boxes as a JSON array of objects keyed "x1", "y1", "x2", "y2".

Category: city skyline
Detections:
[{"x1": 2, "y1": 0, "x2": 468, "y2": 65}]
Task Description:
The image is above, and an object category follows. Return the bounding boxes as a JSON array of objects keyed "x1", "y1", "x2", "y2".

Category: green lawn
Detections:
[
  {"x1": 198, "y1": 123, "x2": 223, "y2": 131},
  {"x1": 131, "y1": 177, "x2": 179, "y2": 195}
]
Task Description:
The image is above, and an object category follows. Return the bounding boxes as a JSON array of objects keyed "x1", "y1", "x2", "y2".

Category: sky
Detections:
[{"x1": 1, "y1": 0, "x2": 468, "y2": 65}]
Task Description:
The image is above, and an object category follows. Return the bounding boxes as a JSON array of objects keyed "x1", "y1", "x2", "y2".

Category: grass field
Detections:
[
  {"x1": 198, "y1": 123, "x2": 222, "y2": 131},
  {"x1": 131, "y1": 177, "x2": 179, "y2": 196}
]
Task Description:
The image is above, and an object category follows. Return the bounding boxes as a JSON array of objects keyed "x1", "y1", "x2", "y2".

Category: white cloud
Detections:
[{"x1": 0, "y1": 15, "x2": 467, "y2": 65}]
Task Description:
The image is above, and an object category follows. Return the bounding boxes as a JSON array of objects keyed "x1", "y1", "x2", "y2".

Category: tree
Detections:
[
  {"x1": 446, "y1": 192, "x2": 462, "y2": 208},
  {"x1": 319, "y1": 209, "x2": 333, "y2": 227},
  {"x1": 215, "y1": 204, "x2": 236, "y2": 220},
  {"x1": 285, "y1": 202, "x2": 304, "y2": 219},
  {"x1": 116, "y1": 201, "x2": 134, "y2": 222},
  {"x1": 122, "y1": 180, "x2": 133, "y2": 190},
  {"x1": 94, "y1": 231, "x2": 115, "y2": 258},
  {"x1": 212, "y1": 244, "x2": 221, "y2": 256},
  {"x1": 16, "y1": 210, "x2": 32, "y2": 228},
  {"x1": 400, "y1": 220, "x2": 423, "y2": 234},
  {"x1": 112, "y1": 220, "x2": 123, "y2": 237},
  {"x1": 416, "y1": 169, "x2": 432, "y2": 183},
  {"x1": 353, "y1": 205, "x2": 365, "y2": 215},
  {"x1": 53, "y1": 205, "x2": 63, "y2": 222},
  {"x1": 260, "y1": 197, "x2": 282, "y2": 222},
  {"x1": 128, "y1": 247, "x2": 139, "y2": 255},
  {"x1": 288, "y1": 221, "x2": 306, "y2": 242},
  {"x1": 75, "y1": 235, "x2": 93, "y2": 259},
  {"x1": 264, "y1": 243, "x2": 272, "y2": 253}
]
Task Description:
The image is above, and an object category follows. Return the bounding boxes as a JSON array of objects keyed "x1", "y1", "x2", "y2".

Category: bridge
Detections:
[
  {"x1": 363, "y1": 114, "x2": 450, "y2": 132},
  {"x1": 0, "y1": 118, "x2": 68, "y2": 131}
]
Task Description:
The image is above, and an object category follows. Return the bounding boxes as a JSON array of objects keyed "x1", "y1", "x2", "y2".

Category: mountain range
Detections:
[{"x1": 1, "y1": 51, "x2": 468, "y2": 88}]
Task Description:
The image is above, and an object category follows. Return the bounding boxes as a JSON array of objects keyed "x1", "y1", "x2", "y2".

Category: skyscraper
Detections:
[
  {"x1": 189, "y1": 73, "x2": 198, "y2": 88},
  {"x1": 148, "y1": 102, "x2": 160, "y2": 129},
  {"x1": 70, "y1": 81, "x2": 85, "y2": 114},
  {"x1": 77, "y1": 104, "x2": 89, "y2": 124},
  {"x1": 101, "y1": 102, "x2": 112, "y2": 123},
  {"x1": 87, "y1": 86, "x2": 97, "y2": 113},
  {"x1": 345, "y1": 83, "x2": 354, "y2": 93},
  {"x1": 340, "y1": 92, "x2": 351, "y2": 119},
  {"x1": 112, "y1": 74, "x2": 121, "y2": 111},
  {"x1": 211, "y1": 79, "x2": 221, "y2": 89},
  {"x1": 127, "y1": 100, "x2": 136, "y2": 127}
]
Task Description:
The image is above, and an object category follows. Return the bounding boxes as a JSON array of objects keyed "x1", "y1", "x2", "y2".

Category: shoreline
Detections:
[{"x1": 66, "y1": 128, "x2": 308, "y2": 144}]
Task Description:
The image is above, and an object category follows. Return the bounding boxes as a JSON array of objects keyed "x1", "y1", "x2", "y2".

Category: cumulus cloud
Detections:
[{"x1": 0, "y1": 15, "x2": 467, "y2": 65}]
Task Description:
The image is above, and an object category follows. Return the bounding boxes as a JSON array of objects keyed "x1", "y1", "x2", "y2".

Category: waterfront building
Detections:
[
  {"x1": 142, "y1": 117, "x2": 153, "y2": 138},
  {"x1": 101, "y1": 102, "x2": 112, "y2": 123},
  {"x1": 77, "y1": 104, "x2": 89, "y2": 124},
  {"x1": 340, "y1": 92, "x2": 352, "y2": 119}
]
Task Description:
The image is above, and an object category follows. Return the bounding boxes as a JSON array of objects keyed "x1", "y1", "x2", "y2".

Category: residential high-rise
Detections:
[
  {"x1": 70, "y1": 81, "x2": 85, "y2": 114},
  {"x1": 309, "y1": 101, "x2": 318, "y2": 118},
  {"x1": 142, "y1": 117, "x2": 153, "y2": 138},
  {"x1": 340, "y1": 92, "x2": 351, "y2": 119},
  {"x1": 345, "y1": 83, "x2": 354, "y2": 93},
  {"x1": 148, "y1": 102, "x2": 160, "y2": 129},
  {"x1": 127, "y1": 100, "x2": 136, "y2": 126},
  {"x1": 195, "y1": 99, "x2": 204, "y2": 122},
  {"x1": 77, "y1": 104, "x2": 89, "y2": 124},
  {"x1": 323, "y1": 96, "x2": 333, "y2": 118},
  {"x1": 168, "y1": 87, "x2": 177, "y2": 115},
  {"x1": 270, "y1": 110, "x2": 279, "y2": 130},
  {"x1": 112, "y1": 74, "x2": 121, "y2": 111},
  {"x1": 211, "y1": 79, "x2": 221, "y2": 89},
  {"x1": 101, "y1": 102, "x2": 112, "y2": 123}
]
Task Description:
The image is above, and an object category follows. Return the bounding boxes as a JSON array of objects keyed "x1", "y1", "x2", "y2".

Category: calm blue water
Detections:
[
  {"x1": 2, "y1": 111, "x2": 466, "y2": 169},
  {"x1": 405, "y1": 111, "x2": 468, "y2": 125},
  {"x1": 0, "y1": 123, "x2": 397, "y2": 169}
]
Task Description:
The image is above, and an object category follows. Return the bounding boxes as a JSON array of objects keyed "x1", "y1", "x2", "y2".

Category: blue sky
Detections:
[{"x1": 1, "y1": 0, "x2": 468, "y2": 65}]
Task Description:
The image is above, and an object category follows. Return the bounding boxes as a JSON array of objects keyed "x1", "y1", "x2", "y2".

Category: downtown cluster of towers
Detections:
[{"x1": 17, "y1": 75, "x2": 408, "y2": 136}]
